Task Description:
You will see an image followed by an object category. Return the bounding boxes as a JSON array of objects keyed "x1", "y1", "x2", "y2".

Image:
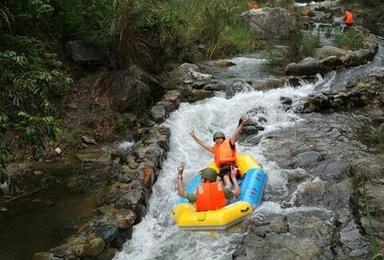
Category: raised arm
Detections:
[
  {"x1": 177, "y1": 163, "x2": 187, "y2": 197},
  {"x1": 229, "y1": 115, "x2": 249, "y2": 146},
  {"x1": 190, "y1": 129, "x2": 213, "y2": 153}
]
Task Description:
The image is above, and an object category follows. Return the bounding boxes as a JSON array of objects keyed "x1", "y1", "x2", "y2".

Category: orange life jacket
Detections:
[
  {"x1": 195, "y1": 181, "x2": 227, "y2": 211},
  {"x1": 213, "y1": 139, "x2": 236, "y2": 167},
  {"x1": 343, "y1": 11, "x2": 353, "y2": 25}
]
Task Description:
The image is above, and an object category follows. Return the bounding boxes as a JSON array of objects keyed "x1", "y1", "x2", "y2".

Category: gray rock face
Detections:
[
  {"x1": 167, "y1": 63, "x2": 212, "y2": 89},
  {"x1": 286, "y1": 34, "x2": 378, "y2": 76},
  {"x1": 234, "y1": 210, "x2": 336, "y2": 260},
  {"x1": 241, "y1": 8, "x2": 296, "y2": 39},
  {"x1": 291, "y1": 151, "x2": 321, "y2": 168},
  {"x1": 95, "y1": 69, "x2": 164, "y2": 113},
  {"x1": 314, "y1": 45, "x2": 351, "y2": 59},
  {"x1": 296, "y1": 74, "x2": 384, "y2": 113},
  {"x1": 66, "y1": 40, "x2": 109, "y2": 64},
  {"x1": 315, "y1": 160, "x2": 347, "y2": 181},
  {"x1": 286, "y1": 57, "x2": 322, "y2": 76}
]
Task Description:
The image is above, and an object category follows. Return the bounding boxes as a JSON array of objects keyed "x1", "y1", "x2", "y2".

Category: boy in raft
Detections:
[
  {"x1": 176, "y1": 163, "x2": 240, "y2": 211},
  {"x1": 189, "y1": 115, "x2": 249, "y2": 188}
]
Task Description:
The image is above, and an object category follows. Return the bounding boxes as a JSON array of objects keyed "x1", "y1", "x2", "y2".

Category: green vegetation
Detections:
[
  {"x1": 343, "y1": 0, "x2": 384, "y2": 36},
  {"x1": 112, "y1": 0, "x2": 254, "y2": 70},
  {"x1": 333, "y1": 29, "x2": 365, "y2": 50},
  {"x1": 358, "y1": 125, "x2": 384, "y2": 154},
  {"x1": 362, "y1": 181, "x2": 384, "y2": 260},
  {"x1": 0, "y1": 0, "x2": 256, "y2": 165},
  {"x1": 266, "y1": 29, "x2": 321, "y2": 66}
]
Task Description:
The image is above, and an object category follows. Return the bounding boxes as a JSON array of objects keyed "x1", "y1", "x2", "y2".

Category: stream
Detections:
[{"x1": 114, "y1": 38, "x2": 384, "y2": 260}]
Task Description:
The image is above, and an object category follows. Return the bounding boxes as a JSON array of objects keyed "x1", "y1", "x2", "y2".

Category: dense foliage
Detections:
[
  {"x1": 0, "y1": 0, "x2": 256, "y2": 164},
  {"x1": 112, "y1": 0, "x2": 254, "y2": 71}
]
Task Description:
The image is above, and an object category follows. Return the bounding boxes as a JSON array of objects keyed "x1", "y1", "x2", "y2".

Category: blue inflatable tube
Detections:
[
  {"x1": 177, "y1": 168, "x2": 267, "y2": 207},
  {"x1": 238, "y1": 168, "x2": 267, "y2": 207}
]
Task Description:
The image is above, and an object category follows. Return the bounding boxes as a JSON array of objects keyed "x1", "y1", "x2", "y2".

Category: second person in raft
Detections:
[
  {"x1": 190, "y1": 115, "x2": 249, "y2": 188},
  {"x1": 177, "y1": 163, "x2": 240, "y2": 211}
]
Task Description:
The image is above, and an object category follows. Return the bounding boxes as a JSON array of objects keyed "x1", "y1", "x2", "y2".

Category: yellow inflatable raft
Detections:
[{"x1": 173, "y1": 154, "x2": 267, "y2": 231}]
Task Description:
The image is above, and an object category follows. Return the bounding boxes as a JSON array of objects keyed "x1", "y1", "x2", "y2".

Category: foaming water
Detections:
[{"x1": 114, "y1": 73, "x2": 335, "y2": 260}]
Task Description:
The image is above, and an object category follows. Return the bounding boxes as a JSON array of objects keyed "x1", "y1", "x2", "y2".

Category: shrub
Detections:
[
  {"x1": 0, "y1": 35, "x2": 72, "y2": 160},
  {"x1": 333, "y1": 29, "x2": 365, "y2": 50}
]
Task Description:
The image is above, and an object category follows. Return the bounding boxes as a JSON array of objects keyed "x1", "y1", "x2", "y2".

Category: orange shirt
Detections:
[{"x1": 343, "y1": 11, "x2": 354, "y2": 25}]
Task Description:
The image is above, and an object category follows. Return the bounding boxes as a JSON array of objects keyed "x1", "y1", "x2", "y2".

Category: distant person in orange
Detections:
[
  {"x1": 343, "y1": 9, "x2": 354, "y2": 28},
  {"x1": 247, "y1": 2, "x2": 258, "y2": 10}
]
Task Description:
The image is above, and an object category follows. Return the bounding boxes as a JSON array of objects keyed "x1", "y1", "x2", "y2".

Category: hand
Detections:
[
  {"x1": 177, "y1": 162, "x2": 185, "y2": 174},
  {"x1": 238, "y1": 115, "x2": 250, "y2": 126},
  {"x1": 189, "y1": 129, "x2": 195, "y2": 138}
]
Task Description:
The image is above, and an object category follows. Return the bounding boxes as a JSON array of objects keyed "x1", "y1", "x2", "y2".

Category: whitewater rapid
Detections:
[{"x1": 114, "y1": 57, "x2": 335, "y2": 260}]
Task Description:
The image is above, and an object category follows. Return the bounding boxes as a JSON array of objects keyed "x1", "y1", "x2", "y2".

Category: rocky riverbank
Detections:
[
  {"x1": 233, "y1": 72, "x2": 384, "y2": 260},
  {"x1": 31, "y1": 62, "x2": 224, "y2": 259},
  {"x1": 15, "y1": 2, "x2": 384, "y2": 259}
]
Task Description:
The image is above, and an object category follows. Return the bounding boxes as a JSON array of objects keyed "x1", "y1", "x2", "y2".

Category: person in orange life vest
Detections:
[
  {"x1": 176, "y1": 163, "x2": 240, "y2": 211},
  {"x1": 189, "y1": 115, "x2": 250, "y2": 189},
  {"x1": 343, "y1": 9, "x2": 354, "y2": 27}
]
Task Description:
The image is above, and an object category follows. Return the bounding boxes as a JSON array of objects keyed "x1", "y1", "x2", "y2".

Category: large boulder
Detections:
[
  {"x1": 285, "y1": 57, "x2": 322, "y2": 76},
  {"x1": 166, "y1": 63, "x2": 212, "y2": 89},
  {"x1": 241, "y1": 8, "x2": 296, "y2": 39},
  {"x1": 314, "y1": 46, "x2": 352, "y2": 59},
  {"x1": 95, "y1": 68, "x2": 164, "y2": 113}
]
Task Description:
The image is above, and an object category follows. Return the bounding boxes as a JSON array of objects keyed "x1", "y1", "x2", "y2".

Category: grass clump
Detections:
[
  {"x1": 358, "y1": 124, "x2": 384, "y2": 154},
  {"x1": 333, "y1": 29, "x2": 365, "y2": 50}
]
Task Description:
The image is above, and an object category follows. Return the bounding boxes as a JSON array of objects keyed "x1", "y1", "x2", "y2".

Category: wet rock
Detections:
[
  {"x1": 338, "y1": 213, "x2": 370, "y2": 258},
  {"x1": 251, "y1": 78, "x2": 286, "y2": 90},
  {"x1": 74, "y1": 237, "x2": 105, "y2": 257},
  {"x1": 293, "y1": 178, "x2": 327, "y2": 207},
  {"x1": 95, "y1": 248, "x2": 118, "y2": 260},
  {"x1": 150, "y1": 103, "x2": 167, "y2": 123},
  {"x1": 93, "y1": 224, "x2": 118, "y2": 244},
  {"x1": 285, "y1": 57, "x2": 321, "y2": 76},
  {"x1": 185, "y1": 89, "x2": 214, "y2": 102},
  {"x1": 226, "y1": 81, "x2": 253, "y2": 98},
  {"x1": 241, "y1": 8, "x2": 296, "y2": 39},
  {"x1": 204, "y1": 82, "x2": 227, "y2": 91},
  {"x1": 240, "y1": 119, "x2": 265, "y2": 139},
  {"x1": 315, "y1": 160, "x2": 347, "y2": 181},
  {"x1": 234, "y1": 210, "x2": 336, "y2": 260},
  {"x1": 213, "y1": 59, "x2": 236, "y2": 68},
  {"x1": 66, "y1": 40, "x2": 109, "y2": 65},
  {"x1": 290, "y1": 151, "x2": 321, "y2": 168}
]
